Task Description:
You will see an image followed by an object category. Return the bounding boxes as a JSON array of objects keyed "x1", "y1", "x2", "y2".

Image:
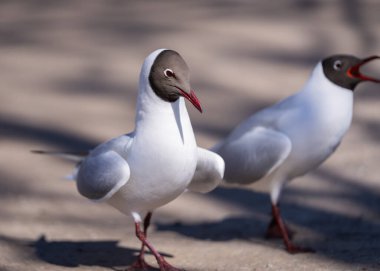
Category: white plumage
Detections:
[
  {"x1": 214, "y1": 54, "x2": 380, "y2": 253},
  {"x1": 43, "y1": 49, "x2": 224, "y2": 271}
]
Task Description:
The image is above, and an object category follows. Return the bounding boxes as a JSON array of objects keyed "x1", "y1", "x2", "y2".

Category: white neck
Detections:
[
  {"x1": 300, "y1": 62, "x2": 354, "y2": 101},
  {"x1": 294, "y1": 62, "x2": 354, "y2": 133},
  {"x1": 134, "y1": 49, "x2": 171, "y2": 124},
  {"x1": 135, "y1": 74, "x2": 177, "y2": 126}
]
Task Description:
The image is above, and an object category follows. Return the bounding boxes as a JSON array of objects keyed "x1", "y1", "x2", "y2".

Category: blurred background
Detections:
[{"x1": 1, "y1": 1, "x2": 380, "y2": 270}]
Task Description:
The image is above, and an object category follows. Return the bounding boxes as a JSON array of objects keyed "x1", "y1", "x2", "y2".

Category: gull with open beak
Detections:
[{"x1": 213, "y1": 55, "x2": 380, "y2": 253}]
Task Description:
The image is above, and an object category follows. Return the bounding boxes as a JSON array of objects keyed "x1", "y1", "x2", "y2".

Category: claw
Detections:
[{"x1": 127, "y1": 258, "x2": 156, "y2": 271}]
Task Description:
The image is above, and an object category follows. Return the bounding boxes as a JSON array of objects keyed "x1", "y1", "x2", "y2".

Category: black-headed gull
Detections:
[
  {"x1": 35, "y1": 49, "x2": 224, "y2": 271},
  {"x1": 213, "y1": 55, "x2": 380, "y2": 253}
]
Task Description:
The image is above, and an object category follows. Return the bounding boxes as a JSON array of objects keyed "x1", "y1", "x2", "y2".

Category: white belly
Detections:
[
  {"x1": 108, "y1": 152, "x2": 197, "y2": 215},
  {"x1": 279, "y1": 103, "x2": 352, "y2": 178},
  {"x1": 107, "y1": 118, "x2": 197, "y2": 215}
]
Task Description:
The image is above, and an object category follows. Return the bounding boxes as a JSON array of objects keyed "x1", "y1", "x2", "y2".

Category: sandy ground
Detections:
[{"x1": 1, "y1": 1, "x2": 380, "y2": 270}]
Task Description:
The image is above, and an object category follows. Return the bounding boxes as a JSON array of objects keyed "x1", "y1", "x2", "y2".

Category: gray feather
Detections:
[
  {"x1": 216, "y1": 126, "x2": 291, "y2": 184},
  {"x1": 76, "y1": 150, "x2": 130, "y2": 201},
  {"x1": 31, "y1": 150, "x2": 88, "y2": 163}
]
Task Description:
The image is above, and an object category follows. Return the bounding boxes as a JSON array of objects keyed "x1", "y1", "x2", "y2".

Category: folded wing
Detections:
[
  {"x1": 76, "y1": 135, "x2": 133, "y2": 201},
  {"x1": 187, "y1": 147, "x2": 225, "y2": 193},
  {"x1": 215, "y1": 126, "x2": 291, "y2": 184}
]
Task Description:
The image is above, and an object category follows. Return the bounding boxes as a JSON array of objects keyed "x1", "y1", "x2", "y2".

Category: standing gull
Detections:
[
  {"x1": 213, "y1": 55, "x2": 380, "y2": 253},
  {"x1": 36, "y1": 49, "x2": 224, "y2": 271}
]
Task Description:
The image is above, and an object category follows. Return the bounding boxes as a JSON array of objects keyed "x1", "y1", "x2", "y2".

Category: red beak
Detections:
[
  {"x1": 347, "y1": 55, "x2": 380, "y2": 83},
  {"x1": 177, "y1": 88, "x2": 203, "y2": 113}
]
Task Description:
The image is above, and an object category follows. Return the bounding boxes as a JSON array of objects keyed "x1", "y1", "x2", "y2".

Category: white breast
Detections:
[
  {"x1": 108, "y1": 98, "x2": 197, "y2": 215},
  {"x1": 278, "y1": 63, "x2": 354, "y2": 177}
]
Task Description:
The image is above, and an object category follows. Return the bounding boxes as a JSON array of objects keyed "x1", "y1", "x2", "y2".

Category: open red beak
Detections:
[
  {"x1": 347, "y1": 55, "x2": 380, "y2": 83},
  {"x1": 177, "y1": 88, "x2": 203, "y2": 113}
]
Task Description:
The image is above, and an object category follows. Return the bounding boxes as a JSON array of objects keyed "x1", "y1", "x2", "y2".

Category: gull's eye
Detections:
[
  {"x1": 333, "y1": 60, "x2": 343, "y2": 71},
  {"x1": 164, "y1": 68, "x2": 175, "y2": 78}
]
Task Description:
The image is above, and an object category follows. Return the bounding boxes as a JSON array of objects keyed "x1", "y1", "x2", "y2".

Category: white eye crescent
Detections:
[
  {"x1": 164, "y1": 68, "x2": 175, "y2": 78},
  {"x1": 333, "y1": 60, "x2": 343, "y2": 71}
]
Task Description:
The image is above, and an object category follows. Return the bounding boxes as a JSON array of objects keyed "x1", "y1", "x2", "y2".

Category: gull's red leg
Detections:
[
  {"x1": 133, "y1": 219, "x2": 183, "y2": 271},
  {"x1": 128, "y1": 212, "x2": 155, "y2": 270},
  {"x1": 271, "y1": 204, "x2": 314, "y2": 254},
  {"x1": 266, "y1": 206, "x2": 294, "y2": 239}
]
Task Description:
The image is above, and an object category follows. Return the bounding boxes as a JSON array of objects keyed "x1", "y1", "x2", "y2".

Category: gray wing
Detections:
[
  {"x1": 76, "y1": 135, "x2": 132, "y2": 201},
  {"x1": 215, "y1": 126, "x2": 291, "y2": 184},
  {"x1": 187, "y1": 147, "x2": 225, "y2": 193}
]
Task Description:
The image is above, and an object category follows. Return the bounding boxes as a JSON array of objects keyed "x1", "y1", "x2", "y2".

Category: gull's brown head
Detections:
[{"x1": 149, "y1": 50, "x2": 202, "y2": 112}]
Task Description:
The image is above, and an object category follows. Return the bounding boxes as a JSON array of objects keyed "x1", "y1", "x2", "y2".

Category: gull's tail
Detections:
[{"x1": 31, "y1": 150, "x2": 89, "y2": 180}]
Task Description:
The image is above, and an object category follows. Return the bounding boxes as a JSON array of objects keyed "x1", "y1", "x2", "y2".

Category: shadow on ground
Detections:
[
  {"x1": 33, "y1": 235, "x2": 138, "y2": 269},
  {"x1": 157, "y1": 167, "x2": 380, "y2": 267},
  {"x1": 0, "y1": 234, "x2": 173, "y2": 270},
  {"x1": 1, "y1": 1, "x2": 380, "y2": 270}
]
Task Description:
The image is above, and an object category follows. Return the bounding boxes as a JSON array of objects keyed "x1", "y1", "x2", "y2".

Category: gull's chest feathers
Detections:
[
  {"x1": 288, "y1": 80, "x2": 353, "y2": 148},
  {"x1": 107, "y1": 99, "x2": 197, "y2": 214},
  {"x1": 128, "y1": 98, "x2": 197, "y2": 191},
  {"x1": 276, "y1": 73, "x2": 354, "y2": 175}
]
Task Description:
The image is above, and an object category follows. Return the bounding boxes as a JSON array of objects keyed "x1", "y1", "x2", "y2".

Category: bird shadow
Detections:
[
  {"x1": 21, "y1": 235, "x2": 169, "y2": 270},
  {"x1": 156, "y1": 168, "x2": 380, "y2": 266},
  {"x1": 31, "y1": 235, "x2": 136, "y2": 269},
  {"x1": 157, "y1": 187, "x2": 271, "y2": 242}
]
